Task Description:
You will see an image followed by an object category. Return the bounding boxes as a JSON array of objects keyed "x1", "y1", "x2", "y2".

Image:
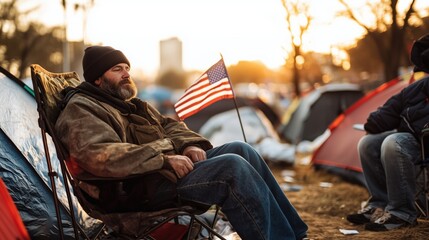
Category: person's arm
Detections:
[
  {"x1": 56, "y1": 95, "x2": 174, "y2": 178},
  {"x1": 146, "y1": 103, "x2": 213, "y2": 153},
  {"x1": 162, "y1": 146, "x2": 207, "y2": 178},
  {"x1": 364, "y1": 90, "x2": 404, "y2": 134}
]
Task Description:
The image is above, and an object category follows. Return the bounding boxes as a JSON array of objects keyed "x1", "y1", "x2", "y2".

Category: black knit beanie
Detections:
[
  {"x1": 82, "y1": 46, "x2": 130, "y2": 83},
  {"x1": 410, "y1": 34, "x2": 429, "y2": 73}
]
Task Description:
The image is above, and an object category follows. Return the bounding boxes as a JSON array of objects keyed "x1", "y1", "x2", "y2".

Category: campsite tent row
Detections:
[
  {"x1": 186, "y1": 78, "x2": 420, "y2": 186},
  {"x1": 0, "y1": 62, "x2": 422, "y2": 237},
  {"x1": 312, "y1": 73, "x2": 424, "y2": 186}
]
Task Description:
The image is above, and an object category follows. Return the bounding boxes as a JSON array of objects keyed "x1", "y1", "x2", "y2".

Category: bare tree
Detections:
[
  {"x1": 338, "y1": 0, "x2": 417, "y2": 82},
  {"x1": 1, "y1": 0, "x2": 63, "y2": 78},
  {"x1": 0, "y1": 0, "x2": 19, "y2": 40},
  {"x1": 280, "y1": 0, "x2": 312, "y2": 97}
]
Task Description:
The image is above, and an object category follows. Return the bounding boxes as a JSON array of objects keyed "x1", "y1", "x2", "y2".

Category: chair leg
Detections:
[
  {"x1": 185, "y1": 215, "x2": 197, "y2": 240},
  {"x1": 90, "y1": 224, "x2": 106, "y2": 240},
  {"x1": 184, "y1": 209, "x2": 226, "y2": 240},
  {"x1": 422, "y1": 167, "x2": 429, "y2": 219},
  {"x1": 40, "y1": 130, "x2": 66, "y2": 239},
  {"x1": 192, "y1": 217, "x2": 226, "y2": 240},
  {"x1": 415, "y1": 166, "x2": 429, "y2": 219},
  {"x1": 208, "y1": 206, "x2": 221, "y2": 239}
]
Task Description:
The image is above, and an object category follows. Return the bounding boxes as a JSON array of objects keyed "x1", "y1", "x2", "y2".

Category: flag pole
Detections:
[{"x1": 220, "y1": 54, "x2": 247, "y2": 143}]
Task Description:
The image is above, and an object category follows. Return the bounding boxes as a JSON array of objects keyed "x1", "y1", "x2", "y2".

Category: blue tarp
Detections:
[{"x1": 0, "y1": 69, "x2": 101, "y2": 238}]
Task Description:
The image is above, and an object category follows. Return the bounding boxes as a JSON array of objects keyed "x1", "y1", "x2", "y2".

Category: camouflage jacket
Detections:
[{"x1": 55, "y1": 83, "x2": 212, "y2": 198}]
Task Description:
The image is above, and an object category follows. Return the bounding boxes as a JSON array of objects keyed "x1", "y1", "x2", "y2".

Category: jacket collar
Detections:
[{"x1": 61, "y1": 82, "x2": 137, "y2": 114}]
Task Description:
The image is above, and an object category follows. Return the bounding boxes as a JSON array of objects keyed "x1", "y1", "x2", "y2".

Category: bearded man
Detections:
[{"x1": 55, "y1": 46, "x2": 308, "y2": 240}]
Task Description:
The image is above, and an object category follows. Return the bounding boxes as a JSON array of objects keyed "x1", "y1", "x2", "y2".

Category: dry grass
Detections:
[{"x1": 269, "y1": 161, "x2": 429, "y2": 240}]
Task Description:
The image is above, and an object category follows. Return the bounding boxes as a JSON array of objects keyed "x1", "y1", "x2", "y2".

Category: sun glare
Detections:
[{"x1": 26, "y1": 0, "x2": 371, "y2": 77}]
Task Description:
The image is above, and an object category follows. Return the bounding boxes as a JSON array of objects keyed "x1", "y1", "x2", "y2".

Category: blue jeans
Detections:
[
  {"x1": 176, "y1": 141, "x2": 307, "y2": 240},
  {"x1": 358, "y1": 132, "x2": 418, "y2": 223}
]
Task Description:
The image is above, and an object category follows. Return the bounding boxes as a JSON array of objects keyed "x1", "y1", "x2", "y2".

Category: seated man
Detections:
[
  {"x1": 55, "y1": 45, "x2": 308, "y2": 239},
  {"x1": 346, "y1": 34, "x2": 429, "y2": 231}
]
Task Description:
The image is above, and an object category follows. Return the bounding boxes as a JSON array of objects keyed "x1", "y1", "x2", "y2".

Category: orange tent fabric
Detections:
[{"x1": 0, "y1": 178, "x2": 29, "y2": 240}]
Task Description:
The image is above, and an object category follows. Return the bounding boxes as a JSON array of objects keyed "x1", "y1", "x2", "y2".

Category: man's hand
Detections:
[
  {"x1": 164, "y1": 155, "x2": 194, "y2": 178},
  {"x1": 182, "y1": 146, "x2": 207, "y2": 162}
]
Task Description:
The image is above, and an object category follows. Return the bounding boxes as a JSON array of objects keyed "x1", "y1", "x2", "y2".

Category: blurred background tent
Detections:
[
  {"x1": 183, "y1": 96, "x2": 281, "y2": 133},
  {"x1": 138, "y1": 85, "x2": 174, "y2": 115},
  {"x1": 179, "y1": 96, "x2": 297, "y2": 164},
  {"x1": 199, "y1": 107, "x2": 295, "y2": 164},
  {"x1": 0, "y1": 67, "x2": 101, "y2": 239},
  {"x1": 279, "y1": 83, "x2": 364, "y2": 146},
  {"x1": 311, "y1": 73, "x2": 424, "y2": 186}
]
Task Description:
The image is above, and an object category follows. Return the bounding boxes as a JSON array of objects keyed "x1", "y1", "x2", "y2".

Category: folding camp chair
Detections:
[
  {"x1": 30, "y1": 64, "x2": 225, "y2": 239},
  {"x1": 415, "y1": 128, "x2": 429, "y2": 219}
]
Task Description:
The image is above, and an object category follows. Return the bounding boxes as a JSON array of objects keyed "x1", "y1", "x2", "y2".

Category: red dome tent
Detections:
[
  {"x1": 0, "y1": 178, "x2": 29, "y2": 240},
  {"x1": 311, "y1": 75, "x2": 419, "y2": 185}
]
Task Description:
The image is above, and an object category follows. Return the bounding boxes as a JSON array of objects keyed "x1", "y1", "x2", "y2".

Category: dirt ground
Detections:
[{"x1": 268, "y1": 158, "x2": 429, "y2": 240}]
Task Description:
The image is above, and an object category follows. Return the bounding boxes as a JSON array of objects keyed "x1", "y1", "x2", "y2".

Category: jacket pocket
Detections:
[{"x1": 128, "y1": 123, "x2": 163, "y2": 144}]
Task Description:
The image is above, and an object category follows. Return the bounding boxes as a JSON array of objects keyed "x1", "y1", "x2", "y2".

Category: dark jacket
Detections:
[{"x1": 364, "y1": 76, "x2": 429, "y2": 140}]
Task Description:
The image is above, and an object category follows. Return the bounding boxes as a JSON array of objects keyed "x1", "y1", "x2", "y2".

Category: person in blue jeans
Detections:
[
  {"x1": 346, "y1": 34, "x2": 429, "y2": 231},
  {"x1": 55, "y1": 45, "x2": 308, "y2": 239}
]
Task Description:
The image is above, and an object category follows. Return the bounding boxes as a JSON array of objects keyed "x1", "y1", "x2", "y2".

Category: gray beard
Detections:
[{"x1": 100, "y1": 77, "x2": 137, "y2": 101}]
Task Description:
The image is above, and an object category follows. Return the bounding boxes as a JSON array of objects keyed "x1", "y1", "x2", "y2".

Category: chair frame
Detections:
[
  {"x1": 31, "y1": 64, "x2": 99, "y2": 239},
  {"x1": 30, "y1": 64, "x2": 226, "y2": 240},
  {"x1": 415, "y1": 128, "x2": 429, "y2": 219}
]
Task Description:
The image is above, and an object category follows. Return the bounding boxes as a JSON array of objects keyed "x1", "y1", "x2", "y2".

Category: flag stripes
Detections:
[{"x1": 174, "y1": 59, "x2": 234, "y2": 120}]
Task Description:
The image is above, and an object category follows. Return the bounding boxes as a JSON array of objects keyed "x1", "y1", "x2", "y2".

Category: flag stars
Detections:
[{"x1": 207, "y1": 61, "x2": 228, "y2": 84}]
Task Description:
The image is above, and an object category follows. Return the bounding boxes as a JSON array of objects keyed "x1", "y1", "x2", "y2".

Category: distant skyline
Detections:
[{"x1": 23, "y1": 0, "x2": 428, "y2": 77}]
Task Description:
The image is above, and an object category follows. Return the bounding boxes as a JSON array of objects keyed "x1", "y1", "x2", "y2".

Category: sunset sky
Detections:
[{"x1": 23, "y1": 0, "x2": 427, "y2": 77}]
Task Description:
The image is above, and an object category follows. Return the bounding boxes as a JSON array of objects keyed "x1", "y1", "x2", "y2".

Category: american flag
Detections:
[{"x1": 174, "y1": 59, "x2": 234, "y2": 120}]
